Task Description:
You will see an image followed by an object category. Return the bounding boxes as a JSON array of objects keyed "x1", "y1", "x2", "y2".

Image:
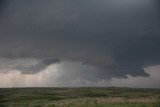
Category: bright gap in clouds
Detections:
[
  {"x1": 0, "y1": 64, "x2": 60, "y2": 87},
  {"x1": 0, "y1": 61, "x2": 160, "y2": 88}
]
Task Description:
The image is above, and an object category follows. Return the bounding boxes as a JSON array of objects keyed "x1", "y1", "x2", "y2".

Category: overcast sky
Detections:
[{"x1": 0, "y1": 0, "x2": 160, "y2": 88}]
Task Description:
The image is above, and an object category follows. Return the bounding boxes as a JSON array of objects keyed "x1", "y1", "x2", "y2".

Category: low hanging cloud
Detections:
[
  {"x1": 0, "y1": 0, "x2": 160, "y2": 82},
  {"x1": 15, "y1": 58, "x2": 60, "y2": 74},
  {"x1": 0, "y1": 62, "x2": 159, "y2": 88}
]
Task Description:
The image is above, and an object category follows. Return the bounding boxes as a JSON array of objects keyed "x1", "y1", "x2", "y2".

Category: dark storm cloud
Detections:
[
  {"x1": 0, "y1": 0, "x2": 6, "y2": 14},
  {"x1": 56, "y1": 61, "x2": 150, "y2": 84},
  {"x1": 16, "y1": 58, "x2": 60, "y2": 74},
  {"x1": 0, "y1": 0, "x2": 160, "y2": 79}
]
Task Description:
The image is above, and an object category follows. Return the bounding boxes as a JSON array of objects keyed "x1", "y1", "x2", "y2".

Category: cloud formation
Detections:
[
  {"x1": 0, "y1": 62, "x2": 160, "y2": 88},
  {"x1": 0, "y1": 0, "x2": 160, "y2": 82},
  {"x1": 15, "y1": 58, "x2": 60, "y2": 74}
]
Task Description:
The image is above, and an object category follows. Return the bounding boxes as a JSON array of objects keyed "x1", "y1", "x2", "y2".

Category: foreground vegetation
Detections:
[{"x1": 0, "y1": 87, "x2": 160, "y2": 107}]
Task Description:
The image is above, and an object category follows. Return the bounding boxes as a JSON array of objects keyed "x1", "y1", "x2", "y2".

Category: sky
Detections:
[{"x1": 0, "y1": 0, "x2": 160, "y2": 88}]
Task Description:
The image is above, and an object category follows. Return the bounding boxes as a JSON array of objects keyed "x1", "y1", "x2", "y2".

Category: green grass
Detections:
[{"x1": 0, "y1": 87, "x2": 160, "y2": 107}]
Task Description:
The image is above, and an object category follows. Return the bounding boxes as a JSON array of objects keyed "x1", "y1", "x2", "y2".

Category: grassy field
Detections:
[{"x1": 0, "y1": 87, "x2": 160, "y2": 107}]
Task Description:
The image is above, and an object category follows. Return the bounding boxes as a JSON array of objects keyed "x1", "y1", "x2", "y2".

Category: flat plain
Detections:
[{"x1": 0, "y1": 87, "x2": 160, "y2": 107}]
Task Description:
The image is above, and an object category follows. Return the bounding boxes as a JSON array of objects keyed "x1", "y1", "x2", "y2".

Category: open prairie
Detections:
[{"x1": 0, "y1": 87, "x2": 160, "y2": 107}]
